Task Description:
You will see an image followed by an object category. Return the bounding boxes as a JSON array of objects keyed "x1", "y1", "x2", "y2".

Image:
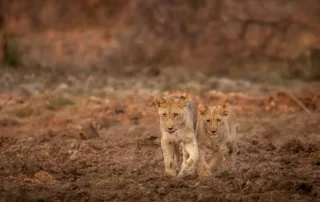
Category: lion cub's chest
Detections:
[{"x1": 198, "y1": 123, "x2": 229, "y2": 151}]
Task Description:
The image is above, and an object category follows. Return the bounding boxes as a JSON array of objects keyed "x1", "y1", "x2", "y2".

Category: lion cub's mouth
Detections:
[{"x1": 167, "y1": 129, "x2": 176, "y2": 134}]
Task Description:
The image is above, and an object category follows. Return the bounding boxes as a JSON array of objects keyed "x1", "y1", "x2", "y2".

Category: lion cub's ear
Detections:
[
  {"x1": 198, "y1": 104, "x2": 209, "y2": 115},
  {"x1": 178, "y1": 94, "x2": 189, "y2": 107},
  {"x1": 180, "y1": 92, "x2": 188, "y2": 99},
  {"x1": 154, "y1": 96, "x2": 166, "y2": 108},
  {"x1": 222, "y1": 103, "x2": 231, "y2": 116}
]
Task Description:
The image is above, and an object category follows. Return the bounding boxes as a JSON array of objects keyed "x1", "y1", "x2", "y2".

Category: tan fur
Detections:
[
  {"x1": 154, "y1": 94, "x2": 199, "y2": 177},
  {"x1": 196, "y1": 103, "x2": 239, "y2": 178}
]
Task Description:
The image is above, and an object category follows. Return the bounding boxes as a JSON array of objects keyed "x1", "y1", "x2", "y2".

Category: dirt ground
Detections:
[{"x1": 0, "y1": 66, "x2": 320, "y2": 202}]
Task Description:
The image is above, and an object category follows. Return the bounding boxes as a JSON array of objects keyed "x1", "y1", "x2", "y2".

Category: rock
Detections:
[
  {"x1": 157, "y1": 187, "x2": 167, "y2": 195},
  {"x1": 34, "y1": 170, "x2": 56, "y2": 182},
  {"x1": 55, "y1": 83, "x2": 69, "y2": 93},
  {"x1": 114, "y1": 106, "x2": 125, "y2": 114},
  {"x1": 19, "y1": 83, "x2": 43, "y2": 96},
  {"x1": 104, "y1": 86, "x2": 115, "y2": 94},
  {"x1": 88, "y1": 96, "x2": 103, "y2": 104}
]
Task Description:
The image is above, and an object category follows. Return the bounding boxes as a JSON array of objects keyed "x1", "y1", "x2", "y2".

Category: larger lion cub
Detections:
[
  {"x1": 154, "y1": 95, "x2": 199, "y2": 177},
  {"x1": 196, "y1": 103, "x2": 239, "y2": 178}
]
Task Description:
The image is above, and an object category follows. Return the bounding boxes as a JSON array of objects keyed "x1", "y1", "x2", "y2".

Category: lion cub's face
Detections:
[
  {"x1": 154, "y1": 95, "x2": 189, "y2": 134},
  {"x1": 198, "y1": 103, "x2": 230, "y2": 136}
]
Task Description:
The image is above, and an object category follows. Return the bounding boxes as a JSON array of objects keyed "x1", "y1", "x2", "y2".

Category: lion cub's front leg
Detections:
[
  {"x1": 161, "y1": 139, "x2": 180, "y2": 176},
  {"x1": 178, "y1": 139, "x2": 199, "y2": 177}
]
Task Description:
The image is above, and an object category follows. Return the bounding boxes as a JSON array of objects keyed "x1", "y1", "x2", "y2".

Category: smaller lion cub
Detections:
[
  {"x1": 196, "y1": 103, "x2": 239, "y2": 178},
  {"x1": 154, "y1": 94, "x2": 199, "y2": 177}
]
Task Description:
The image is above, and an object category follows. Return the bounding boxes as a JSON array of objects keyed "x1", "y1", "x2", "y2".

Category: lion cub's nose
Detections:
[
  {"x1": 168, "y1": 127, "x2": 173, "y2": 130},
  {"x1": 211, "y1": 130, "x2": 216, "y2": 134}
]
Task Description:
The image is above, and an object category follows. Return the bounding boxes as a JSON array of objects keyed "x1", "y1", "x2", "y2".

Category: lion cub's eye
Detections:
[
  {"x1": 173, "y1": 113, "x2": 179, "y2": 117},
  {"x1": 216, "y1": 119, "x2": 221, "y2": 123},
  {"x1": 206, "y1": 120, "x2": 210, "y2": 123},
  {"x1": 162, "y1": 113, "x2": 167, "y2": 117}
]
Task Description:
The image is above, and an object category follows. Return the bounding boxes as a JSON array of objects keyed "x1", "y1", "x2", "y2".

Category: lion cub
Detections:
[
  {"x1": 196, "y1": 103, "x2": 238, "y2": 178},
  {"x1": 154, "y1": 94, "x2": 199, "y2": 177}
]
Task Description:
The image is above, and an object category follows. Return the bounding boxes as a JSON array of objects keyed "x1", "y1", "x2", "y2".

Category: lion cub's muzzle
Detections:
[
  {"x1": 208, "y1": 129, "x2": 218, "y2": 137},
  {"x1": 167, "y1": 127, "x2": 176, "y2": 134}
]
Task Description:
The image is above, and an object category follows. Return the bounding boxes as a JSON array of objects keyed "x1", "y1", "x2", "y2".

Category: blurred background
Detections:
[{"x1": 1, "y1": 0, "x2": 320, "y2": 83}]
